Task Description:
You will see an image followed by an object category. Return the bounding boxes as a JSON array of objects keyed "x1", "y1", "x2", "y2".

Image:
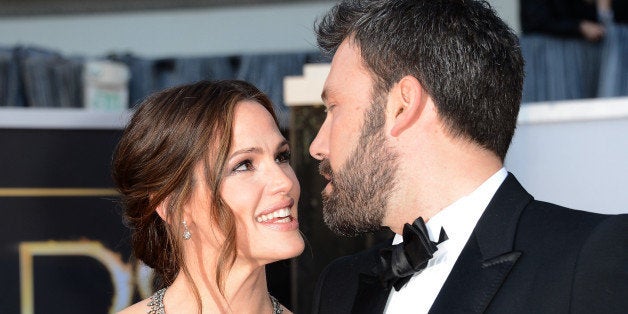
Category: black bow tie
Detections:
[{"x1": 378, "y1": 217, "x2": 448, "y2": 291}]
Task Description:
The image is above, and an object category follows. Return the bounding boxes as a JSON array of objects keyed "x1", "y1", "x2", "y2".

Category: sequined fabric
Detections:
[
  {"x1": 147, "y1": 288, "x2": 166, "y2": 314},
  {"x1": 145, "y1": 288, "x2": 282, "y2": 313}
]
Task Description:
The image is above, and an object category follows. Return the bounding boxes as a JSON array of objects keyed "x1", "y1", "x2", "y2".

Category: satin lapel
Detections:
[
  {"x1": 351, "y1": 272, "x2": 392, "y2": 314},
  {"x1": 429, "y1": 174, "x2": 532, "y2": 314},
  {"x1": 429, "y1": 236, "x2": 521, "y2": 313}
]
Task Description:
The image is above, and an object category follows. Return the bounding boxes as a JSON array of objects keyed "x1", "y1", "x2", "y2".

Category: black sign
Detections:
[{"x1": 0, "y1": 128, "x2": 135, "y2": 314}]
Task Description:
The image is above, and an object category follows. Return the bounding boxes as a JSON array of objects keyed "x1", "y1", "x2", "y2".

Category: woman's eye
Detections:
[
  {"x1": 276, "y1": 150, "x2": 291, "y2": 164},
  {"x1": 232, "y1": 160, "x2": 254, "y2": 173}
]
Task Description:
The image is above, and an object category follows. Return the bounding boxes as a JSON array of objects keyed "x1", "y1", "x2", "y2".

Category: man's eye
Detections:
[
  {"x1": 276, "y1": 150, "x2": 291, "y2": 163},
  {"x1": 324, "y1": 104, "x2": 336, "y2": 113}
]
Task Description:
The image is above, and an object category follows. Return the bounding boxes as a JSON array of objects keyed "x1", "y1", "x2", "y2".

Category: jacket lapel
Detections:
[
  {"x1": 429, "y1": 174, "x2": 532, "y2": 314},
  {"x1": 351, "y1": 238, "x2": 393, "y2": 314},
  {"x1": 351, "y1": 272, "x2": 393, "y2": 314},
  {"x1": 348, "y1": 240, "x2": 394, "y2": 313}
]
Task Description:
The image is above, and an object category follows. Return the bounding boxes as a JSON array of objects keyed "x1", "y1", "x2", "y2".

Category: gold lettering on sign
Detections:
[{"x1": 19, "y1": 241, "x2": 133, "y2": 314}]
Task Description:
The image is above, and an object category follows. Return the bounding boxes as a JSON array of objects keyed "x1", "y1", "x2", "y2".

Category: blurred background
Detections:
[{"x1": 0, "y1": 0, "x2": 626, "y2": 313}]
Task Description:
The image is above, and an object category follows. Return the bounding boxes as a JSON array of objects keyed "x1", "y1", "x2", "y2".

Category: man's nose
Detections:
[{"x1": 309, "y1": 119, "x2": 329, "y2": 161}]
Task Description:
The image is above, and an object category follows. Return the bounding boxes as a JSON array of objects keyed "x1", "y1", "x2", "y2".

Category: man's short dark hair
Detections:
[{"x1": 316, "y1": 0, "x2": 524, "y2": 160}]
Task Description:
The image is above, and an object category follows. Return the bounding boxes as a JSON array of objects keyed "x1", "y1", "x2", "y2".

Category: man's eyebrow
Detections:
[{"x1": 321, "y1": 88, "x2": 328, "y2": 103}]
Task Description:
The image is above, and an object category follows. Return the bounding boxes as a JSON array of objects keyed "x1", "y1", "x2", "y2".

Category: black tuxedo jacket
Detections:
[{"x1": 311, "y1": 174, "x2": 628, "y2": 314}]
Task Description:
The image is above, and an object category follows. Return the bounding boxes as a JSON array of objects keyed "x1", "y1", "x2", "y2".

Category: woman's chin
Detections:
[
  {"x1": 272, "y1": 238, "x2": 305, "y2": 261},
  {"x1": 256, "y1": 238, "x2": 306, "y2": 265}
]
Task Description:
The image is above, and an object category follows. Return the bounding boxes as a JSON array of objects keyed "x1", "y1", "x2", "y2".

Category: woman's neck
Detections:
[{"x1": 164, "y1": 259, "x2": 274, "y2": 313}]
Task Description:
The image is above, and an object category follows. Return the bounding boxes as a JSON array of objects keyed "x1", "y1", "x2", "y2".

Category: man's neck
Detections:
[{"x1": 385, "y1": 145, "x2": 503, "y2": 234}]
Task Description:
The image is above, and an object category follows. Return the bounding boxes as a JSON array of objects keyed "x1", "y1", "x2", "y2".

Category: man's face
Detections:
[{"x1": 309, "y1": 40, "x2": 399, "y2": 236}]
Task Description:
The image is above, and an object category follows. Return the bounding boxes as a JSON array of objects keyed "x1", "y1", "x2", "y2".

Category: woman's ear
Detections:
[
  {"x1": 155, "y1": 197, "x2": 171, "y2": 223},
  {"x1": 155, "y1": 197, "x2": 192, "y2": 226},
  {"x1": 390, "y1": 75, "x2": 426, "y2": 137}
]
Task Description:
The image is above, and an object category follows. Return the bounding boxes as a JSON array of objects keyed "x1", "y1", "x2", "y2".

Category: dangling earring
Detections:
[{"x1": 182, "y1": 220, "x2": 191, "y2": 240}]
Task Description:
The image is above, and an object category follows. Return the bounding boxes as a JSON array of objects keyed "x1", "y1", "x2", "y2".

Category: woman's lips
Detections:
[{"x1": 254, "y1": 199, "x2": 299, "y2": 231}]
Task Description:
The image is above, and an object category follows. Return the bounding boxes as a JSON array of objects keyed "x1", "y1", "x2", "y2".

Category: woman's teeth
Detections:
[{"x1": 256, "y1": 208, "x2": 291, "y2": 223}]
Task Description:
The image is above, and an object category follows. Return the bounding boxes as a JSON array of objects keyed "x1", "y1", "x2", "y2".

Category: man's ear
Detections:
[{"x1": 390, "y1": 75, "x2": 426, "y2": 137}]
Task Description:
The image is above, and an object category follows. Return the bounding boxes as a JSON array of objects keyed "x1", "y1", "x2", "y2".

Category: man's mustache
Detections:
[{"x1": 318, "y1": 159, "x2": 333, "y2": 180}]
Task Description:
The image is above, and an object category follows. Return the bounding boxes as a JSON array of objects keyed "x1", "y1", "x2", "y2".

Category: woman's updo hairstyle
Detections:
[{"x1": 112, "y1": 80, "x2": 278, "y2": 294}]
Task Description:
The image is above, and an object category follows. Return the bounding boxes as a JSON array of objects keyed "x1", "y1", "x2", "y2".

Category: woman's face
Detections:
[{"x1": 188, "y1": 100, "x2": 304, "y2": 266}]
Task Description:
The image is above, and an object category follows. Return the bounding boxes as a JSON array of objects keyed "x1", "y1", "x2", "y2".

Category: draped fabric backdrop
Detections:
[
  {"x1": 0, "y1": 46, "x2": 331, "y2": 130},
  {"x1": 522, "y1": 23, "x2": 628, "y2": 103}
]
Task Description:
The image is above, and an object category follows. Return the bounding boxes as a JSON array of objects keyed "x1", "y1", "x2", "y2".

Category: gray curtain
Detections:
[
  {"x1": 236, "y1": 53, "x2": 308, "y2": 129},
  {"x1": 521, "y1": 23, "x2": 628, "y2": 103},
  {"x1": 598, "y1": 23, "x2": 628, "y2": 97},
  {"x1": 521, "y1": 35, "x2": 602, "y2": 103},
  {"x1": 1, "y1": 46, "x2": 84, "y2": 108}
]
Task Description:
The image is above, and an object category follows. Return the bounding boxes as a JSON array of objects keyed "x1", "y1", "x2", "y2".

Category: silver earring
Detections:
[{"x1": 182, "y1": 220, "x2": 191, "y2": 240}]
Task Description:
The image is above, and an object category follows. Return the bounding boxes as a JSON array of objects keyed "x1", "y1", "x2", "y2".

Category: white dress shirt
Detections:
[{"x1": 383, "y1": 168, "x2": 508, "y2": 313}]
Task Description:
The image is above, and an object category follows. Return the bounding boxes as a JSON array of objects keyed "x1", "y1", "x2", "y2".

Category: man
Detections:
[
  {"x1": 308, "y1": 0, "x2": 628, "y2": 313},
  {"x1": 520, "y1": 0, "x2": 605, "y2": 42}
]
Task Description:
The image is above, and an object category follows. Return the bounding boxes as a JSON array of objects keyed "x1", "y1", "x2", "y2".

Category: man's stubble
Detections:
[{"x1": 319, "y1": 97, "x2": 399, "y2": 236}]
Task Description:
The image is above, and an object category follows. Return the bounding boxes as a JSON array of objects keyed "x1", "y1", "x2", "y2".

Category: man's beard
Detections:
[{"x1": 318, "y1": 101, "x2": 399, "y2": 236}]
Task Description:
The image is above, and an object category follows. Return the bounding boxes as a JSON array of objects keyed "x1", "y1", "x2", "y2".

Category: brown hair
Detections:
[
  {"x1": 316, "y1": 0, "x2": 524, "y2": 161},
  {"x1": 112, "y1": 80, "x2": 278, "y2": 303}
]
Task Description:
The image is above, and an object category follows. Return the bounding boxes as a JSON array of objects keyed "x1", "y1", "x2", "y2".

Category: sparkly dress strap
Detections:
[
  {"x1": 270, "y1": 295, "x2": 283, "y2": 314},
  {"x1": 147, "y1": 288, "x2": 166, "y2": 314},
  {"x1": 146, "y1": 288, "x2": 282, "y2": 313}
]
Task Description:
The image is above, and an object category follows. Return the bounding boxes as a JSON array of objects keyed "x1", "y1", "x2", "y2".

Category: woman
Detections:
[{"x1": 113, "y1": 80, "x2": 304, "y2": 313}]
